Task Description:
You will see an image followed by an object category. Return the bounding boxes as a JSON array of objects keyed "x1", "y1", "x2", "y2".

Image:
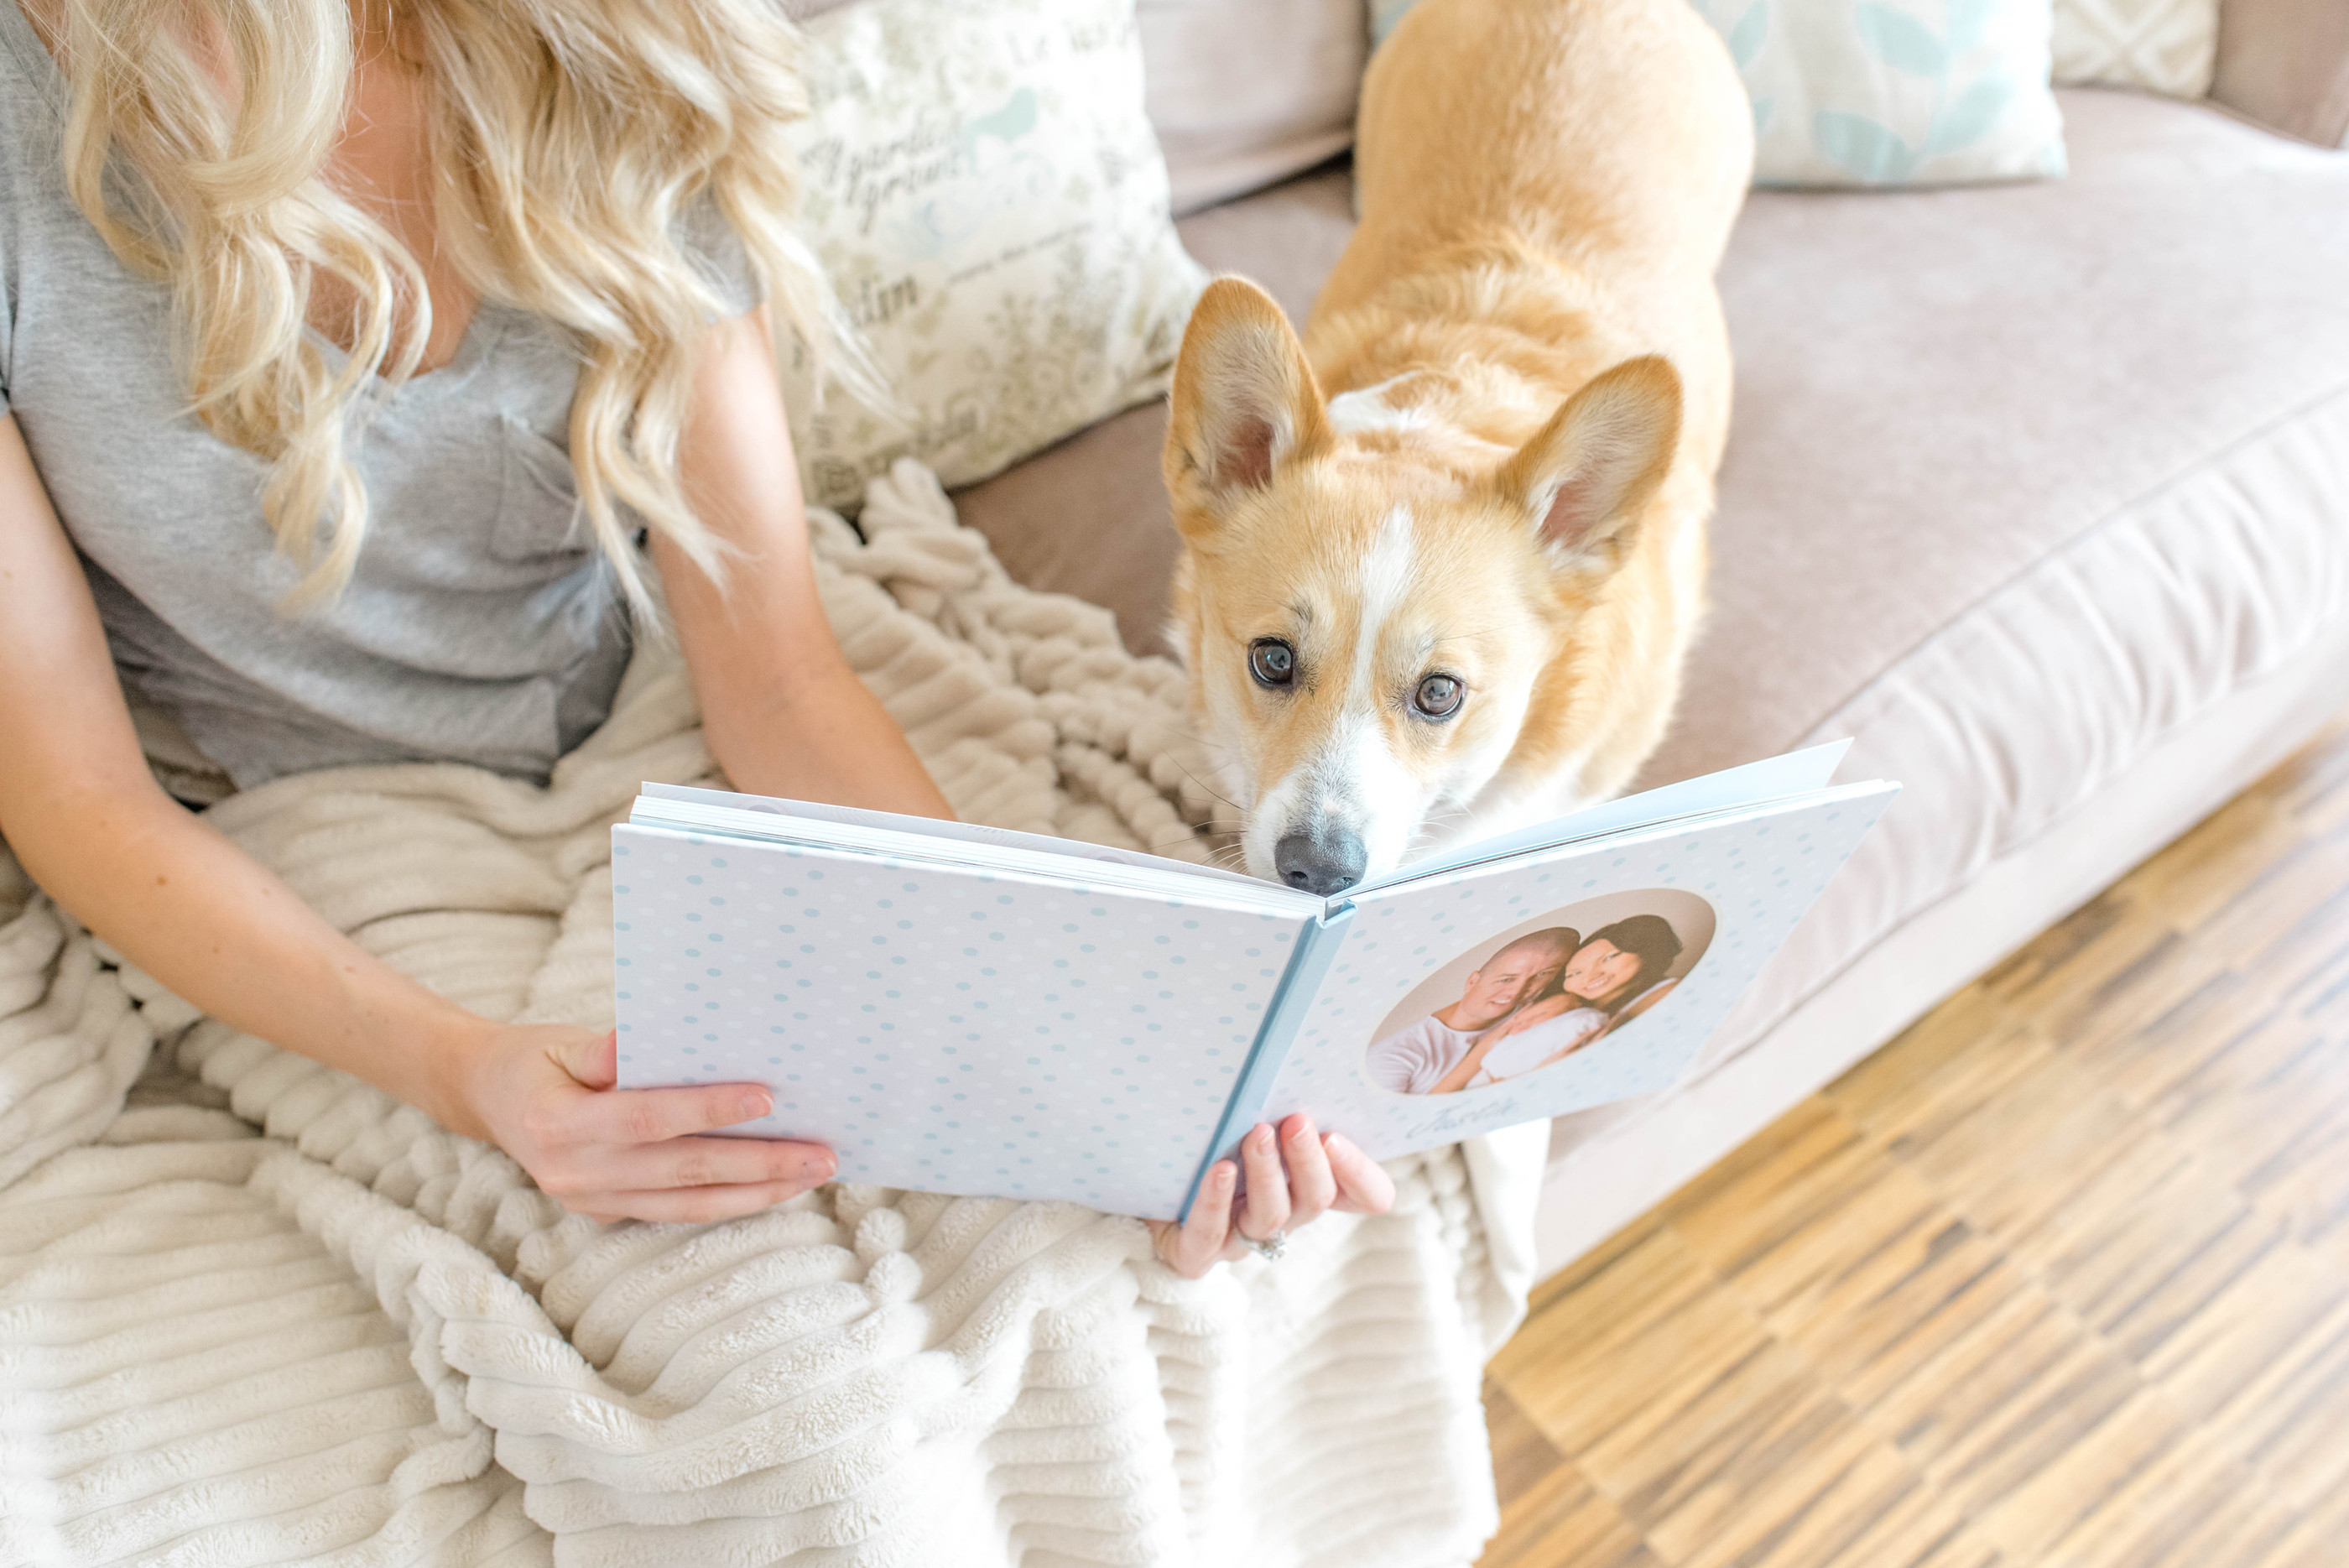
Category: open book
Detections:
[{"x1": 612, "y1": 744, "x2": 1898, "y2": 1220}]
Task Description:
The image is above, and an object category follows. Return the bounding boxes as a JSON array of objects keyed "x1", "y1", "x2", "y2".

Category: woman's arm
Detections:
[
  {"x1": 655, "y1": 305, "x2": 953, "y2": 819},
  {"x1": 655, "y1": 311, "x2": 1393, "y2": 1273},
  {"x1": 0, "y1": 414, "x2": 832, "y2": 1222},
  {"x1": 1478, "y1": 992, "x2": 1573, "y2": 1047}
]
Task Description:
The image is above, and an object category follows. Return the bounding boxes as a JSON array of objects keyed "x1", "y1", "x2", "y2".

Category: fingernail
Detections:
[
  {"x1": 1216, "y1": 1162, "x2": 1237, "y2": 1187},
  {"x1": 801, "y1": 1151, "x2": 836, "y2": 1182},
  {"x1": 740, "y1": 1090, "x2": 773, "y2": 1119},
  {"x1": 1251, "y1": 1125, "x2": 1275, "y2": 1152},
  {"x1": 1289, "y1": 1117, "x2": 1316, "y2": 1144}
]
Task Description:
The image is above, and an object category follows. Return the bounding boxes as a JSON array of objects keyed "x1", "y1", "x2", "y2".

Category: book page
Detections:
[
  {"x1": 1245, "y1": 781, "x2": 1898, "y2": 1162},
  {"x1": 612, "y1": 821, "x2": 1312, "y2": 1219}
]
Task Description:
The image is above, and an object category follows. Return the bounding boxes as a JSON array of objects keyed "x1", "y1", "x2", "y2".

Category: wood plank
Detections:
[
  {"x1": 2031, "y1": 1420, "x2": 2305, "y2": 1568},
  {"x1": 1478, "y1": 721, "x2": 2349, "y2": 1567},
  {"x1": 1477, "y1": 1459, "x2": 1661, "y2": 1568},
  {"x1": 1487, "y1": 1379, "x2": 1566, "y2": 1513}
]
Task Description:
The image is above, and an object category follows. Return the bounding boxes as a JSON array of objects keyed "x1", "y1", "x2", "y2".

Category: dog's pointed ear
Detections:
[
  {"x1": 1496, "y1": 356, "x2": 1682, "y2": 556},
  {"x1": 1164, "y1": 277, "x2": 1330, "y2": 536}
]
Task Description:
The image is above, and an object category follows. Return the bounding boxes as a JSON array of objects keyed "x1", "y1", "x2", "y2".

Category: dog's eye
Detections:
[
  {"x1": 1413, "y1": 673, "x2": 1463, "y2": 719},
  {"x1": 1249, "y1": 639, "x2": 1296, "y2": 689}
]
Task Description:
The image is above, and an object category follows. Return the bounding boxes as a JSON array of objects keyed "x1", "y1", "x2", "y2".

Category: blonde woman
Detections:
[{"x1": 0, "y1": 0, "x2": 1388, "y2": 1276}]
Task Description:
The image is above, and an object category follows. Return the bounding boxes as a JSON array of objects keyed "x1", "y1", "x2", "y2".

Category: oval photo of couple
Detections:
[{"x1": 1365, "y1": 888, "x2": 1715, "y2": 1097}]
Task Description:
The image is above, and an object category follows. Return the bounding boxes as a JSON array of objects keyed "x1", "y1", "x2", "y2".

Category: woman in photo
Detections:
[
  {"x1": 1433, "y1": 914, "x2": 1685, "y2": 1091},
  {"x1": 0, "y1": 0, "x2": 1385, "y2": 1277}
]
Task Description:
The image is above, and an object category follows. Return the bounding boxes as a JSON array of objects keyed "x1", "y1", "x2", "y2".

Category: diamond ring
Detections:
[{"x1": 1248, "y1": 1228, "x2": 1289, "y2": 1262}]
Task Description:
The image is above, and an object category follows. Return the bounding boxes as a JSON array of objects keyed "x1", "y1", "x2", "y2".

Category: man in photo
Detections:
[{"x1": 1365, "y1": 928, "x2": 1578, "y2": 1095}]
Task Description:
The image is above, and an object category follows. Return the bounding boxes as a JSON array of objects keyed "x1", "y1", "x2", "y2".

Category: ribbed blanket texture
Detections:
[{"x1": 0, "y1": 462, "x2": 1539, "y2": 1568}]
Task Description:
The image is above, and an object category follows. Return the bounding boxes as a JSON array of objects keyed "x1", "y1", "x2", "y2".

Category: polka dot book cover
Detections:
[{"x1": 613, "y1": 745, "x2": 1898, "y2": 1220}]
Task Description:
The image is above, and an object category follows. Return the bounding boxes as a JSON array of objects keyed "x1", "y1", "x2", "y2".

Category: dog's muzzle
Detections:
[{"x1": 1273, "y1": 827, "x2": 1367, "y2": 897}]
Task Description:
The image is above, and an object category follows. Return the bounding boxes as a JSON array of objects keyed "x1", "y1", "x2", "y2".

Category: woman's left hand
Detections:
[
  {"x1": 1483, "y1": 991, "x2": 1573, "y2": 1044},
  {"x1": 1147, "y1": 1114, "x2": 1395, "y2": 1278}
]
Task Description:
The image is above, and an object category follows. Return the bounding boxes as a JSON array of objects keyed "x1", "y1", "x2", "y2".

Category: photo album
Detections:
[{"x1": 612, "y1": 744, "x2": 1898, "y2": 1220}]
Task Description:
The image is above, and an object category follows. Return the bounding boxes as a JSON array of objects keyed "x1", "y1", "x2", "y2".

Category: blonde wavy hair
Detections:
[{"x1": 48, "y1": 0, "x2": 849, "y2": 614}]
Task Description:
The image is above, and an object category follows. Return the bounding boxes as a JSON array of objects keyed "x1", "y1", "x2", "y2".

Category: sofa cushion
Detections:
[
  {"x1": 1142, "y1": 0, "x2": 1367, "y2": 215},
  {"x1": 2212, "y1": 0, "x2": 2349, "y2": 146},
  {"x1": 965, "y1": 92, "x2": 2349, "y2": 706},
  {"x1": 1649, "y1": 85, "x2": 2349, "y2": 1096},
  {"x1": 1664, "y1": 88, "x2": 2349, "y2": 787}
]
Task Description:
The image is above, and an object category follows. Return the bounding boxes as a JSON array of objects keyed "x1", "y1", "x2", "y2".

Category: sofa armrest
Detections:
[{"x1": 2213, "y1": 0, "x2": 2349, "y2": 148}]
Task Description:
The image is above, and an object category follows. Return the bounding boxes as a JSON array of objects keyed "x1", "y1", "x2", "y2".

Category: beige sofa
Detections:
[{"x1": 936, "y1": 2, "x2": 2349, "y2": 1275}]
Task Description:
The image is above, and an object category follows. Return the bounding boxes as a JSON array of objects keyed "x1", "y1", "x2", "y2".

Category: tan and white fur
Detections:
[{"x1": 1164, "y1": 0, "x2": 1753, "y2": 893}]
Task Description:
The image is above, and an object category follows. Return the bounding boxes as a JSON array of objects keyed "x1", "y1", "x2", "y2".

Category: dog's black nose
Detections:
[{"x1": 1274, "y1": 830, "x2": 1367, "y2": 896}]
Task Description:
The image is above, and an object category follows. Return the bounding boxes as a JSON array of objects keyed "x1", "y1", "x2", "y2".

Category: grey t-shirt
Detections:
[{"x1": 0, "y1": 3, "x2": 758, "y2": 789}]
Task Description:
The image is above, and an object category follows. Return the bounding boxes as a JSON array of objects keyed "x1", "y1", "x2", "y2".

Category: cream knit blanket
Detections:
[{"x1": 0, "y1": 463, "x2": 1539, "y2": 1568}]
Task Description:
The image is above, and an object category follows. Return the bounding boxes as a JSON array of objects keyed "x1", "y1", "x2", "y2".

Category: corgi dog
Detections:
[{"x1": 1162, "y1": 0, "x2": 1753, "y2": 894}]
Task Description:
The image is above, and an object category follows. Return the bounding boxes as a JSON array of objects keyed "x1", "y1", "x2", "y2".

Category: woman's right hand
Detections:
[
  {"x1": 435, "y1": 1022, "x2": 837, "y2": 1224},
  {"x1": 1483, "y1": 991, "x2": 1573, "y2": 1044}
]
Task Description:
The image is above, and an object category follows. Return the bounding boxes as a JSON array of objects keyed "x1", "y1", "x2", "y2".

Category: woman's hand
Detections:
[
  {"x1": 1524, "y1": 1016, "x2": 1611, "y2": 1076},
  {"x1": 436, "y1": 1023, "x2": 837, "y2": 1224},
  {"x1": 1147, "y1": 1114, "x2": 1395, "y2": 1278},
  {"x1": 1482, "y1": 991, "x2": 1575, "y2": 1044}
]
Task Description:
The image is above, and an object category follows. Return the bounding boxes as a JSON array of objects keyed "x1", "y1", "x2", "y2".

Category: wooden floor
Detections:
[{"x1": 1481, "y1": 721, "x2": 2349, "y2": 1568}]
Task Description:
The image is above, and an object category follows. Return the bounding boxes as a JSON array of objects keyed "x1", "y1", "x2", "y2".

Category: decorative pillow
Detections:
[
  {"x1": 782, "y1": 0, "x2": 1208, "y2": 511},
  {"x1": 2050, "y1": 0, "x2": 2219, "y2": 96},
  {"x1": 1691, "y1": 0, "x2": 2066, "y2": 185},
  {"x1": 1371, "y1": 0, "x2": 2066, "y2": 189},
  {"x1": 1367, "y1": 0, "x2": 1418, "y2": 49}
]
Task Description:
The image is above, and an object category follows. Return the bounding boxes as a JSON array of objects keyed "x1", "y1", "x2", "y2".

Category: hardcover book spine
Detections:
[{"x1": 1176, "y1": 901, "x2": 1358, "y2": 1217}]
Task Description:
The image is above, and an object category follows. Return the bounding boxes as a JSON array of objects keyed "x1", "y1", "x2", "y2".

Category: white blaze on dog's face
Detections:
[{"x1": 1163, "y1": 279, "x2": 1683, "y2": 893}]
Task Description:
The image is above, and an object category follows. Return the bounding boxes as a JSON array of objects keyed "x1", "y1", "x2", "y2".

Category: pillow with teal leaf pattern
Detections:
[
  {"x1": 1369, "y1": 0, "x2": 2065, "y2": 189},
  {"x1": 1695, "y1": 0, "x2": 2065, "y2": 185}
]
